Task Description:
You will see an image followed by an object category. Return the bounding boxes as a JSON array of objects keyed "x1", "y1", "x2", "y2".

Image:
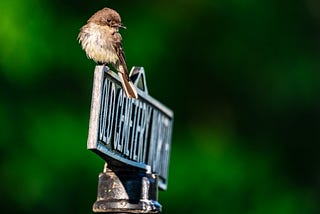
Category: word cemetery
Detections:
[{"x1": 87, "y1": 66, "x2": 173, "y2": 190}]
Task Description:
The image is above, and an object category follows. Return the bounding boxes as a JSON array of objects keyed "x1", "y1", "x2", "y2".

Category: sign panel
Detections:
[{"x1": 87, "y1": 66, "x2": 173, "y2": 190}]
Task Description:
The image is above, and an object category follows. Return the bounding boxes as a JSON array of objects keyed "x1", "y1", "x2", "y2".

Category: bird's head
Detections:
[{"x1": 88, "y1": 7, "x2": 126, "y2": 29}]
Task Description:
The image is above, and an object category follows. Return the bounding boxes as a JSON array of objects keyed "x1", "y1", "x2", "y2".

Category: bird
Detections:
[{"x1": 78, "y1": 7, "x2": 138, "y2": 98}]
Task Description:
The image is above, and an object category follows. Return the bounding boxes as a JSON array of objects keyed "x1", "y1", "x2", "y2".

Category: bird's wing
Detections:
[
  {"x1": 112, "y1": 32, "x2": 138, "y2": 98},
  {"x1": 112, "y1": 32, "x2": 129, "y2": 76}
]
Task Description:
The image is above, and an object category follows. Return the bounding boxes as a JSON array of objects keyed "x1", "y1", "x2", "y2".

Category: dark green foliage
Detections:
[{"x1": 0, "y1": 0, "x2": 319, "y2": 213}]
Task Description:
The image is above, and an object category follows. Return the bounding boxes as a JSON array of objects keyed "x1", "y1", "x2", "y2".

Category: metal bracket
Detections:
[{"x1": 93, "y1": 163, "x2": 161, "y2": 213}]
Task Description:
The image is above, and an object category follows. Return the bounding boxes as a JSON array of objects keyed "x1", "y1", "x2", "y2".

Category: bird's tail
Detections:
[{"x1": 118, "y1": 71, "x2": 138, "y2": 98}]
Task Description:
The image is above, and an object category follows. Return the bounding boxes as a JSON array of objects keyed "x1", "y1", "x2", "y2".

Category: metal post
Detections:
[{"x1": 93, "y1": 163, "x2": 161, "y2": 213}]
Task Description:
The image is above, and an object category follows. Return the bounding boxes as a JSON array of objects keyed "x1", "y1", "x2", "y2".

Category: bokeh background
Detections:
[{"x1": 1, "y1": 0, "x2": 320, "y2": 213}]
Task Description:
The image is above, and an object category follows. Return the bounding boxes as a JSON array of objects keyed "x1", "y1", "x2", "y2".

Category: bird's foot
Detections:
[
  {"x1": 102, "y1": 64, "x2": 110, "y2": 71},
  {"x1": 98, "y1": 62, "x2": 110, "y2": 70}
]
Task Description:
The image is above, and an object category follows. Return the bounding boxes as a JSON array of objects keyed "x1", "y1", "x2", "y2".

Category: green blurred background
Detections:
[{"x1": 1, "y1": 0, "x2": 320, "y2": 213}]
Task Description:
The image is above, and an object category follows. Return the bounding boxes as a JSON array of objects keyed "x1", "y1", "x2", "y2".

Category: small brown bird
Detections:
[{"x1": 78, "y1": 7, "x2": 138, "y2": 98}]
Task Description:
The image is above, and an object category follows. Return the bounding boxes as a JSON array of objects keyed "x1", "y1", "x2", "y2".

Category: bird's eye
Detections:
[{"x1": 107, "y1": 18, "x2": 111, "y2": 23}]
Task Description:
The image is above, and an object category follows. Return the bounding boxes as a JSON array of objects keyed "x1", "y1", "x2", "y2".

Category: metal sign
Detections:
[{"x1": 87, "y1": 66, "x2": 173, "y2": 190}]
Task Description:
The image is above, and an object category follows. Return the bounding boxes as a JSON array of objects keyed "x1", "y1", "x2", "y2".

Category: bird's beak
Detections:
[{"x1": 113, "y1": 23, "x2": 126, "y2": 29}]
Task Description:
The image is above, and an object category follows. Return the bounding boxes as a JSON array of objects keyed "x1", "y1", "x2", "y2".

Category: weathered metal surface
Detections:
[
  {"x1": 87, "y1": 66, "x2": 174, "y2": 190},
  {"x1": 93, "y1": 164, "x2": 161, "y2": 213}
]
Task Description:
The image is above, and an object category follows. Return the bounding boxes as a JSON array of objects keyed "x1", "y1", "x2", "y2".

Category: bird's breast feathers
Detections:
[{"x1": 79, "y1": 23, "x2": 118, "y2": 64}]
